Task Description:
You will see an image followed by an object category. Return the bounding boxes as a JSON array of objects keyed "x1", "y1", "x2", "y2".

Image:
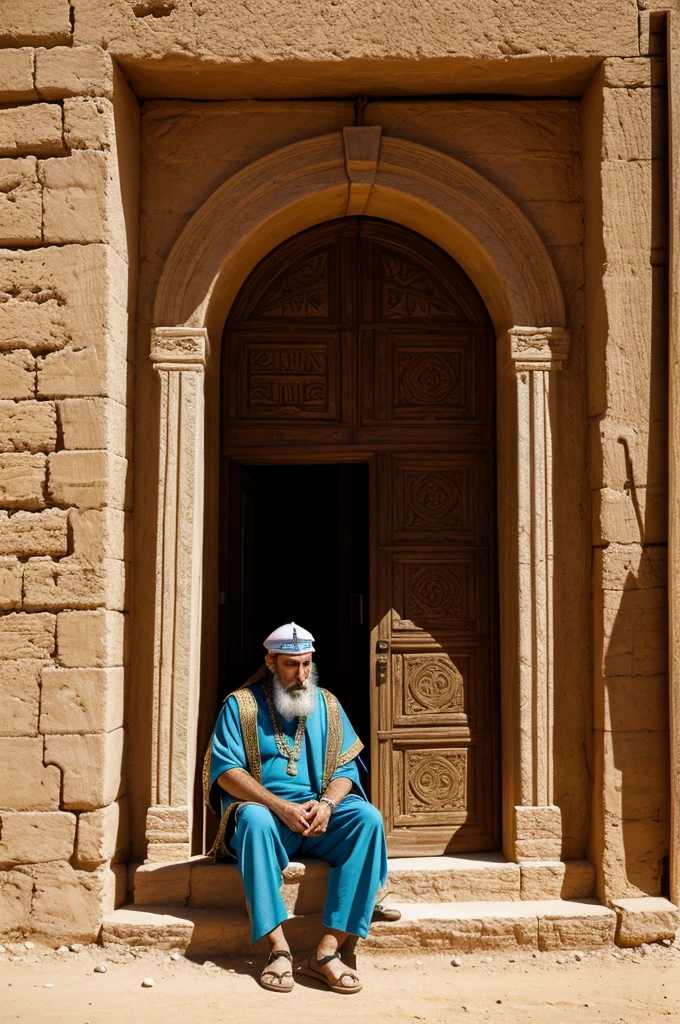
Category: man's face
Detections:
[{"x1": 266, "y1": 652, "x2": 313, "y2": 690}]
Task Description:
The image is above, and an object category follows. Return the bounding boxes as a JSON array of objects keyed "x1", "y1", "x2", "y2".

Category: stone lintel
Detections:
[
  {"x1": 514, "y1": 805, "x2": 562, "y2": 862},
  {"x1": 499, "y1": 326, "x2": 571, "y2": 373},
  {"x1": 343, "y1": 125, "x2": 381, "y2": 216},
  {"x1": 150, "y1": 327, "x2": 207, "y2": 371}
]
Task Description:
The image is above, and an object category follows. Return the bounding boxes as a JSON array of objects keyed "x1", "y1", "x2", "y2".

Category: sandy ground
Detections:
[{"x1": 1, "y1": 940, "x2": 679, "y2": 1024}]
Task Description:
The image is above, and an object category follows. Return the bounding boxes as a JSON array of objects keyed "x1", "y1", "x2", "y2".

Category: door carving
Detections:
[{"x1": 222, "y1": 217, "x2": 498, "y2": 854}]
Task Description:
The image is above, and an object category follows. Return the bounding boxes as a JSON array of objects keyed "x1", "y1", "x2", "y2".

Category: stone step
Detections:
[
  {"x1": 132, "y1": 854, "x2": 595, "y2": 910},
  {"x1": 102, "y1": 898, "x2": 616, "y2": 956}
]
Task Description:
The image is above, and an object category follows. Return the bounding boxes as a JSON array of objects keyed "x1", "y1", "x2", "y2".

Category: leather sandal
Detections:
[
  {"x1": 372, "y1": 901, "x2": 402, "y2": 922},
  {"x1": 297, "y1": 950, "x2": 362, "y2": 994},
  {"x1": 260, "y1": 949, "x2": 294, "y2": 993}
]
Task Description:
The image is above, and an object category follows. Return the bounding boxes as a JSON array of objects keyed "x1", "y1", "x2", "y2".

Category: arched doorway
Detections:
[{"x1": 219, "y1": 216, "x2": 499, "y2": 855}]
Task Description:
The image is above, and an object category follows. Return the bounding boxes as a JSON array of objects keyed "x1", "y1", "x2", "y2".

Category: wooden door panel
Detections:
[{"x1": 390, "y1": 453, "x2": 492, "y2": 546}]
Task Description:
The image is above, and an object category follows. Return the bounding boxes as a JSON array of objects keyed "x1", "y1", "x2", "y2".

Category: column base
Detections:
[
  {"x1": 145, "y1": 804, "x2": 191, "y2": 864},
  {"x1": 514, "y1": 804, "x2": 562, "y2": 861}
]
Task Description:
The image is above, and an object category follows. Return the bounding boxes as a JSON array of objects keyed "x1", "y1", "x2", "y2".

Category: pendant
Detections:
[{"x1": 286, "y1": 761, "x2": 298, "y2": 777}]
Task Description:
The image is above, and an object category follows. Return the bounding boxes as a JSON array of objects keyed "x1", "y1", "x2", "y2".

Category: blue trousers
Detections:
[{"x1": 229, "y1": 794, "x2": 388, "y2": 944}]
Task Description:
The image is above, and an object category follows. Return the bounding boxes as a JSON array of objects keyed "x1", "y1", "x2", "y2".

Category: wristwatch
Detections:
[{"x1": 319, "y1": 796, "x2": 336, "y2": 812}]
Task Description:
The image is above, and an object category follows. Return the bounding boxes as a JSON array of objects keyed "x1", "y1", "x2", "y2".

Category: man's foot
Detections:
[
  {"x1": 298, "y1": 951, "x2": 362, "y2": 994},
  {"x1": 259, "y1": 949, "x2": 294, "y2": 993}
]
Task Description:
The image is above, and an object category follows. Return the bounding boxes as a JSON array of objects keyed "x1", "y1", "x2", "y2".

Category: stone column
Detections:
[
  {"x1": 146, "y1": 327, "x2": 207, "y2": 862},
  {"x1": 500, "y1": 326, "x2": 570, "y2": 861}
]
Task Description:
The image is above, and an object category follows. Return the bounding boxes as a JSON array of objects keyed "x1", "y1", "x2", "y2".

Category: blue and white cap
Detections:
[{"x1": 264, "y1": 621, "x2": 315, "y2": 654}]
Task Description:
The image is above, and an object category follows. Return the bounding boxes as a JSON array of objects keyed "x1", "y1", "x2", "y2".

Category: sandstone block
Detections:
[
  {"x1": 597, "y1": 674, "x2": 668, "y2": 733},
  {"x1": 594, "y1": 543, "x2": 666, "y2": 592},
  {"x1": 612, "y1": 897, "x2": 679, "y2": 947},
  {"x1": 0, "y1": 350, "x2": 35, "y2": 399},
  {"x1": 0, "y1": 50, "x2": 37, "y2": 103},
  {"x1": 593, "y1": 487, "x2": 666, "y2": 546},
  {"x1": 0, "y1": 244, "x2": 129, "y2": 377},
  {"x1": 514, "y1": 806, "x2": 562, "y2": 861},
  {"x1": 63, "y1": 97, "x2": 114, "y2": 151},
  {"x1": 0, "y1": 104, "x2": 64, "y2": 158},
  {"x1": 0, "y1": 400, "x2": 57, "y2": 453},
  {"x1": 35, "y1": 46, "x2": 114, "y2": 100},
  {"x1": 0, "y1": 557, "x2": 22, "y2": 610},
  {"x1": 70, "y1": 507, "x2": 129, "y2": 561},
  {"x1": 38, "y1": 346, "x2": 128, "y2": 405},
  {"x1": 0, "y1": 452, "x2": 45, "y2": 508},
  {"x1": 27, "y1": 861, "x2": 111, "y2": 943},
  {"x1": 0, "y1": 0, "x2": 71, "y2": 47},
  {"x1": 101, "y1": 907, "x2": 194, "y2": 951},
  {"x1": 0, "y1": 660, "x2": 41, "y2": 735},
  {"x1": 601, "y1": 159, "x2": 667, "y2": 269},
  {"x1": 40, "y1": 666, "x2": 124, "y2": 734},
  {"x1": 76, "y1": 796, "x2": 129, "y2": 866},
  {"x1": 590, "y1": 417, "x2": 666, "y2": 494},
  {"x1": 603, "y1": 57, "x2": 665, "y2": 89},
  {"x1": 562, "y1": 860, "x2": 596, "y2": 899},
  {"x1": 604, "y1": 817, "x2": 668, "y2": 897},
  {"x1": 596, "y1": 586, "x2": 667, "y2": 678},
  {"x1": 520, "y1": 861, "x2": 565, "y2": 900},
  {"x1": 23, "y1": 555, "x2": 126, "y2": 611},
  {"x1": 0, "y1": 508, "x2": 68, "y2": 557},
  {"x1": 0, "y1": 868, "x2": 33, "y2": 937},
  {"x1": 134, "y1": 861, "x2": 192, "y2": 906},
  {"x1": 58, "y1": 397, "x2": 128, "y2": 457},
  {"x1": 56, "y1": 609, "x2": 125, "y2": 667},
  {"x1": 44, "y1": 727, "x2": 124, "y2": 810},
  {"x1": 41, "y1": 149, "x2": 118, "y2": 246},
  {"x1": 537, "y1": 907, "x2": 616, "y2": 950},
  {"x1": 602, "y1": 87, "x2": 665, "y2": 162},
  {"x1": 0, "y1": 156, "x2": 42, "y2": 245},
  {"x1": 0, "y1": 736, "x2": 60, "y2": 810},
  {"x1": 0, "y1": 611, "x2": 55, "y2": 660},
  {"x1": 48, "y1": 451, "x2": 130, "y2": 510},
  {"x1": 0, "y1": 810, "x2": 76, "y2": 868}
]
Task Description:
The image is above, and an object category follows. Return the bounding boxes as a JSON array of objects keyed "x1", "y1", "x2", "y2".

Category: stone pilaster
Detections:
[
  {"x1": 500, "y1": 326, "x2": 570, "y2": 861},
  {"x1": 146, "y1": 327, "x2": 206, "y2": 863}
]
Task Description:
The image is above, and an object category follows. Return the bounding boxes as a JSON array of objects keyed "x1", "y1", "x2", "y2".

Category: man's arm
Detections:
[{"x1": 218, "y1": 767, "x2": 311, "y2": 833}]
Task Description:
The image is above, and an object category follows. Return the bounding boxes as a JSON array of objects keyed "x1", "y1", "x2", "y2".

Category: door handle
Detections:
[{"x1": 376, "y1": 640, "x2": 390, "y2": 685}]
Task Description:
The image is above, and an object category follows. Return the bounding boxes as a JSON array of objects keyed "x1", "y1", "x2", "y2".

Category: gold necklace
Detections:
[{"x1": 263, "y1": 682, "x2": 307, "y2": 777}]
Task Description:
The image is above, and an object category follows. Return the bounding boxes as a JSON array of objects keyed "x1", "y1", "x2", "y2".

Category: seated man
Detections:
[{"x1": 205, "y1": 622, "x2": 389, "y2": 994}]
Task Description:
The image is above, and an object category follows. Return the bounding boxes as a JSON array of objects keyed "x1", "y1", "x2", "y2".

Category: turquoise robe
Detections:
[{"x1": 207, "y1": 680, "x2": 388, "y2": 943}]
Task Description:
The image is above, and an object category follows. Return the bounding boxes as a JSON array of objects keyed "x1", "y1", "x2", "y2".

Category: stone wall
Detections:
[
  {"x1": 582, "y1": 55, "x2": 670, "y2": 899},
  {"x1": 0, "y1": 4, "x2": 139, "y2": 942}
]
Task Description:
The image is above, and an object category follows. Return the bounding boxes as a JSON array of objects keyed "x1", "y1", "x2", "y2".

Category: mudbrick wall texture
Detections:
[{"x1": 0, "y1": 0, "x2": 676, "y2": 946}]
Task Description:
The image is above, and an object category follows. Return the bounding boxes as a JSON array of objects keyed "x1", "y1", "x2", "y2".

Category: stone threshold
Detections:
[
  {"x1": 102, "y1": 898, "x2": 616, "y2": 955},
  {"x1": 131, "y1": 854, "x2": 595, "y2": 910}
]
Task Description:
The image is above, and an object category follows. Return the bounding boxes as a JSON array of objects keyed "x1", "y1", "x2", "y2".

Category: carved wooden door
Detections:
[{"x1": 222, "y1": 217, "x2": 499, "y2": 854}]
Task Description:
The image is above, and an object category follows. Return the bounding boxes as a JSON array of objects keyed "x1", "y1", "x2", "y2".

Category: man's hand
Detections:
[
  {"x1": 301, "y1": 799, "x2": 331, "y2": 837},
  {"x1": 273, "y1": 799, "x2": 311, "y2": 834}
]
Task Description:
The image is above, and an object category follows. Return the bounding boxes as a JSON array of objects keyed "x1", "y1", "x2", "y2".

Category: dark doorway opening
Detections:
[{"x1": 221, "y1": 462, "x2": 371, "y2": 765}]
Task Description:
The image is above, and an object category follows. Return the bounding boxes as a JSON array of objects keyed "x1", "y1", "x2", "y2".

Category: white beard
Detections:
[{"x1": 271, "y1": 666, "x2": 319, "y2": 722}]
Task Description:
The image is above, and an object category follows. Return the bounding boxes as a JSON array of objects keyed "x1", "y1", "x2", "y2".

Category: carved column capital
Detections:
[
  {"x1": 499, "y1": 326, "x2": 570, "y2": 374},
  {"x1": 150, "y1": 327, "x2": 207, "y2": 371}
]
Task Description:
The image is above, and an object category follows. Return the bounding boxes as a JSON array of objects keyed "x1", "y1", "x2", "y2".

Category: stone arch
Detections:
[
  {"x1": 145, "y1": 129, "x2": 571, "y2": 867},
  {"x1": 152, "y1": 131, "x2": 566, "y2": 344}
]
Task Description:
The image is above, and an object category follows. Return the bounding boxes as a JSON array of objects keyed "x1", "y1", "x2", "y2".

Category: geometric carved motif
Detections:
[
  {"x1": 404, "y1": 654, "x2": 464, "y2": 714},
  {"x1": 406, "y1": 750, "x2": 467, "y2": 812},
  {"x1": 247, "y1": 345, "x2": 327, "y2": 412},
  {"x1": 256, "y1": 253, "x2": 329, "y2": 318},
  {"x1": 395, "y1": 350, "x2": 462, "y2": 408},
  {"x1": 405, "y1": 563, "x2": 467, "y2": 622},
  {"x1": 406, "y1": 470, "x2": 464, "y2": 529},
  {"x1": 380, "y1": 251, "x2": 470, "y2": 320}
]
